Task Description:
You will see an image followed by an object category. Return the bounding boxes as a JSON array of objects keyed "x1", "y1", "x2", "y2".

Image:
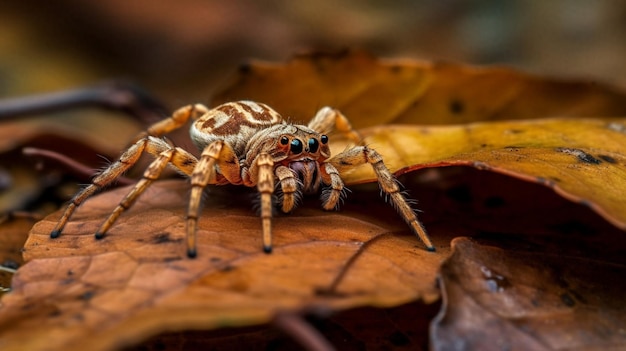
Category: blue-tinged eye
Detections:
[
  {"x1": 320, "y1": 135, "x2": 329, "y2": 144},
  {"x1": 308, "y1": 138, "x2": 319, "y2": 153},
  {"x1": 280, "y1": 136, "x2": 289, "y2": 145},
  {"x1": 290, "y1": 139, "x2": 303, "y2": 154}
]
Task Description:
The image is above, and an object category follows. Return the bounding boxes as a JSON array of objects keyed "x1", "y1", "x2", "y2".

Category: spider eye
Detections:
[
  {"x1": 280, "y1": 136, "x2": 289, "y2": 145},
  {"x1": 308, "y1": 138, "x2": 319, "y2": 153},
  {"x1": 290, "y1": 139, "x2": 303, "y2": 154},
  {"x1": 320, "y1": 135, "x2": 329, "y2": 144}
]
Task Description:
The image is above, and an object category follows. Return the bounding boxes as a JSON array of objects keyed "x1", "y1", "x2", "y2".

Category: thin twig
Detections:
[
  {"x1": 0, "y1": 81, "x2": 168, "y2": 125},
  {"x1": 23, "y1": 147, "x2": 135, "y2": 185},
  {"x1": 320, "y1": 231, "x2": 403, "y2": 296}
]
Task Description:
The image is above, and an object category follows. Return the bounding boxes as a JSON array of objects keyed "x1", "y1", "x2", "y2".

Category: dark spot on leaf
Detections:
[
  {"x1": 577, "y1": 153, "x2": 602, "y2": 164},
  {"x1": 560, "y1": 292, "x2": 576, "y2": 307},
  {"x1": 387, "y1": 331, "x2": 411, "y2": 346},
  {"x1": 80, "y1": 291, "x2": 95, "y2": 301},
  {"x1": 507, "y1": 129, "x2": 524, "y2": 134},
  {"x1": 449, "y1": 99, "x2": 464, "y2": 114},
  {"x1": 48, "y1": 309, "x2": 62, "y2": 317},
  {"x1": 389, "y1": 64, "x2": 402, "y2": 73},
  {"x1": 483, "y1": 196, "x2": 505, "y2": 208},
  {"x1": 555, "y1": 147, "x2": 601, "y2": 164},
  {"x1": 220, "y1": 265, "x2": 236, "y2": 272},
  {"x1": 598, "y1": 154, "x2": 617, "y2": 164},
  {"x1": 151, "y1": 232, "x2": 181, "y2": 244}
]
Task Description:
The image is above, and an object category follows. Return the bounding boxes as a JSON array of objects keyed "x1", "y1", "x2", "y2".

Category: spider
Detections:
[{"x1": 50, "y1": 100, "x2": 435, "y2": 257}]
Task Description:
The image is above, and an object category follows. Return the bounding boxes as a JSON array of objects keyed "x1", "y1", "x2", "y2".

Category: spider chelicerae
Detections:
[{"x1": 50, "y1": 100, "x2": 435, "y2": 257}]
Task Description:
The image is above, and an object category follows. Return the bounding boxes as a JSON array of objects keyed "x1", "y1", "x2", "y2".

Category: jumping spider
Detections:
[{"x1": 51, "y1": 101, "x2": 435, "y2": 257}]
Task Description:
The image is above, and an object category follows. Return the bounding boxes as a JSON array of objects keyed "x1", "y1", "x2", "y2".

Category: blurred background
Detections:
[{"x1": 1, "y1": 0, "x2": 625, "y2": 104}]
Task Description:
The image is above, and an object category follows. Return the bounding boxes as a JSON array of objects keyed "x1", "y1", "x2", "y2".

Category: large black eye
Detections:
[
  {"x1": 280, "y1": 136, "x2": 289, "y2": 145},
  {"x1": 320, "y1": 135, "x2": 329, "y2": 144},
  {"x1": 308, "y1": 138, "x2": 319, "y2": 153},
  {"x1": 290, "y1": 139, "x2": 303, "y2": 154}
]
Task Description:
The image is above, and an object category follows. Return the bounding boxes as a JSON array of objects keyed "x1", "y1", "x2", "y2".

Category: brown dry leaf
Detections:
[
  {"x1": 0, "y1": 180, "x2": 450, "y2": 351},
  {"x1": 431, "y1": 237, "x2": 626, "y2": 351},
  {"x1": 335, "y1": 118, "x2": 626, "y2": 230},
  {"x1": 213, "y1": 51, "x2": 626, "y2": 127},
  {"x1": 0, "y1": 214, "x2": 35, "y2": 296}
]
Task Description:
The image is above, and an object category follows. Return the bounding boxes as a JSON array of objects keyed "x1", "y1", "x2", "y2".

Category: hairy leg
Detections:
[
  {"x1": 329, "y1": 146, "x2": 435, "y2": 251},
  {"x1": 318, "y1": 163, "x2": 345, "y2": 210},
  {"x1": 96, "y1": 145, "x2": 199, "y2": 239},
  {"x1": 307, "y1": 107, "x2": 362, "y2": 144},
  {"x1": 51, "y1": 137, "x2": 167, "y2": 237},
  {"x1": 275, "y1": 165, "x2": 300, "y2": 213}
]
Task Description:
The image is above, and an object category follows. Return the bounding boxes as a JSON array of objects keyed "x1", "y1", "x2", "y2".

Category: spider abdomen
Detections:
[{"x1": 190, "y1": 101, "x2": 284, "y2": 154}]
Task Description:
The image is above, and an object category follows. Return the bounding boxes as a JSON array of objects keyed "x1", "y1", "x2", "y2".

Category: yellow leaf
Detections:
[{"x1": 335, "y1": 118, "x2": 626, "y2": 229}]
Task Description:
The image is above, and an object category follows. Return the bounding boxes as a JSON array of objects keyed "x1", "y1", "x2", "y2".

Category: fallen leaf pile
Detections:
[{"x1": 1, "y1": 51, "x2": 625, "y2": 350}]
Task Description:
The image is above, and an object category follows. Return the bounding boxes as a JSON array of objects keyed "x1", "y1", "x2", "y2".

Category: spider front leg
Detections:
[
  {"x1": 275, "y1": 165, "x2": 301, "y2": 213},
  {"x1": 185, "y1": 141, "x2": 254, "y2": 257},
  {"x1": 241, "y1": 154, "x2": 275, "y2": 253},
  {"x1": 329, "y1": 146, "x2": 435, "y2": 251},
  {"x1": 319, "y1": 163, "x2": 346, "y2": 210}
]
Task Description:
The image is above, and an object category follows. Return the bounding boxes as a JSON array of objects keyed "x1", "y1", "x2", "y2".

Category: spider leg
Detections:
[
  {"x1": 185, "y1": 140, "x2": 244, "y2": 257},
  {"x1": 275, "y1": 165, "x2": 301, "y2": 213},
  {"x1": 96, "y1": 145, "x2": 199, "y2": 239},
  {"x1": 186, "y1": 140, "x2": 223, "y2": 258},
  {"x1": 319, "y1": 163, "x2": 346, "y2": 210},
  {"x1": 141, "y1": 103, "x2": 209, "y2": 139},
  {"x1": 50, "y1": 137, "x2": 180, "y2": 238},
  {"x1": 242, "y1": 154, "x2": 275, "y2": 253},
  {"x1": 256, "y1": 154, "x2": 275, "y2": 253},
  {"x1": 329, "y1": 146, "x2": 435, "y2": 251},
  {"x1": 307, "y1": 107, "x2": 363, "y2": 145}
]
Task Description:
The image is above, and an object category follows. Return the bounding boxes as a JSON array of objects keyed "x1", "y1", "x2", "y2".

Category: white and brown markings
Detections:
[{"x1": 51, "y1": 101, "x2": 435, "y2": 257}]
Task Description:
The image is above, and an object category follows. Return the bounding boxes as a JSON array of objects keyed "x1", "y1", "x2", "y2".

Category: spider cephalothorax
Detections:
[{"x1": 51, "y1": 101, "x2": 435, "y2": 257}]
